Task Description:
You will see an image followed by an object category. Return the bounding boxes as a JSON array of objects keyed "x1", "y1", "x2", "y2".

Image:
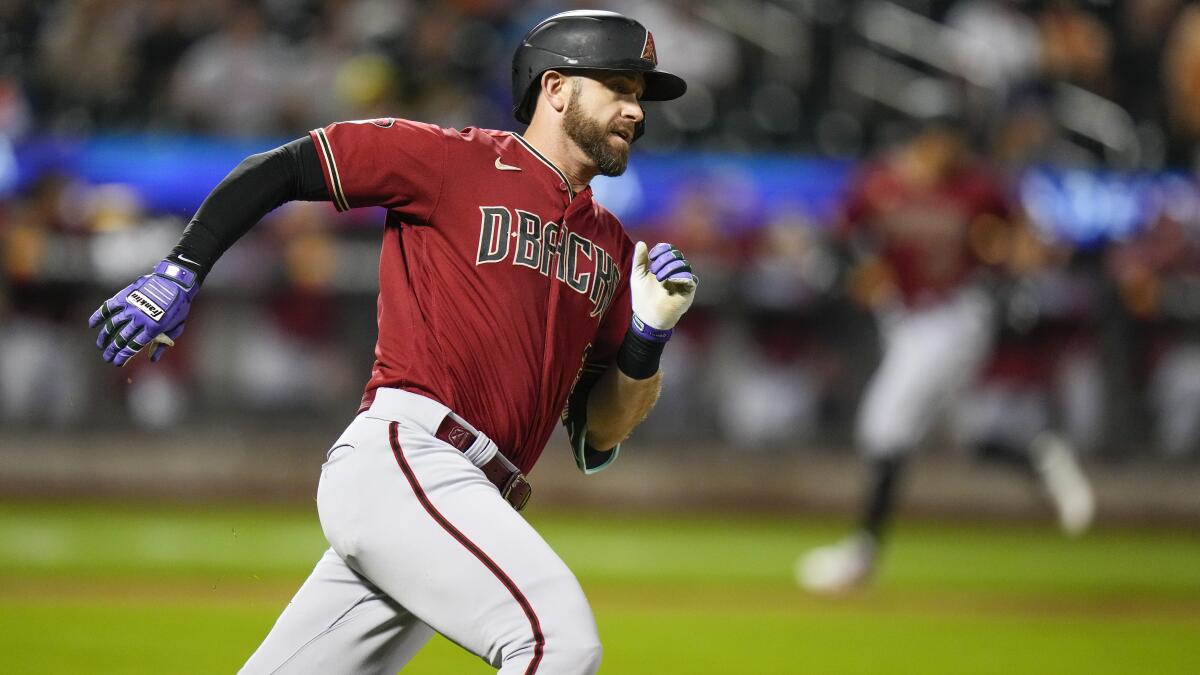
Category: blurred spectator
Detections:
[
  {"x1": 1149, "y1": 340, "x2": 1200, "y2": 459},
  {"x1": 1037, "y1": 0, "x2": 1113, "y2": 95},
  {"x1": 0, "y1": 0, "x2": 43, "y2": 73},
  {"x1": 946, "y1": 0, "x2": 1041, "y2": 99},
  {"x1": 1164, "y1": 3, "x2": 1200, "y2": 171},
  {"x1": 283, "y1": 0, "x2": 419, "y2": 129},
  {"x1": 990, "y1": 94, "x2": 1076, "y2": 172},
  {"x1": 224, "y1": 202, "x2": 356, "y2": 414},
  {"x1": 131, "y1": 0, "x2": 204, "y2": 130},
  {"x1": 1112, "y1": 0, "x2": 1182, "y2": 134},
  {"x1": 35, "y1": 0, "x2": 141, "y2": 132},
  {"x1": 282, "y1": 3, "x2": 379, "y2": 129},
  {"x1": 170, "y1": 3, "x2": 294, "y2": 136},
  {"x1": 0, "y1": 75, "x2": 32, "y2": 140},
  {"x1": 718, "y1": 214, "x2": 842, "y2": 447},
  {"x1": 0, "y1": 174, "x2": 93, "y2": 427},
  {"x1": 1109, "y1": 213, "x2": 1200, "y2": 458}
]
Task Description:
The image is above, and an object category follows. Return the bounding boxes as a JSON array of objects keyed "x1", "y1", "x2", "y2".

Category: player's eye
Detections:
[{"x1": 610, "y1": 79, "x2": 643, "y2": 98}]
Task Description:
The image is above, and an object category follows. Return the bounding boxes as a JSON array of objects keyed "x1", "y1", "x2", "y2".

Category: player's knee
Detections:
[
  {"x1": 500, "y1": 622, "x2": 601, "y2": 674},
  {"x1": 542, "y1": 635, "x2": 602, "y2": 674},
  {"x1": 856, "y1": 425, "x2": 890, "y2": 458},
  {"x1": 857, "y1": 417, "x2": 913, "y2": 458}
]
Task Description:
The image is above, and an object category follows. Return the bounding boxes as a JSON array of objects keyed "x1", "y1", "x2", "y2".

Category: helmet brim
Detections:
[
  {"x1": 551, "y1": 64, "x2": 687, "y2": 101},
  {"x1": 642, "y1": 69, "x2": 687, "y2": 101},
  {"x1": 513, "y1": 66, "x2": 687, "y2": 124}
]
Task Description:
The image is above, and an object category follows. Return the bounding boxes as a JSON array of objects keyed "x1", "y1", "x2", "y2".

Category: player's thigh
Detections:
[
  {"x1": 857, "y1": 329, "x2": 948, "y2": 452},
  {"x1": 318, "y1": 419, "x2": 599, "y2": 669},
  {"x1": 858, "y1": 317, "x2": 988, "y2": 452},
  {"x1": 240, "y1": 547, "x2": 434, "y2": 675}
]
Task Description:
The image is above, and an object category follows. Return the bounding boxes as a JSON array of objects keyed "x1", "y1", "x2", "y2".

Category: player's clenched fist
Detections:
[
  {"x1": 630, "y1": 241, "x2": 698, "y2": 339},
  {"x1": 87, "y1": 260, "x2": 199, "y2": 366}
]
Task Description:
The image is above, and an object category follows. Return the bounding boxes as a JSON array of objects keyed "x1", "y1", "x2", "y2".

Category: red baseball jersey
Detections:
[
  {"x1": 309, "y1": 119, "x2": 634, "y2": 474},
  {"x1": 843, "y1": 160, "x2": 1010, "y2": 306}
]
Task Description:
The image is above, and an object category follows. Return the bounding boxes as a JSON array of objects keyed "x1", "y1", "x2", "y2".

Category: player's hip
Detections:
[{"x1": 325, "y1": 389, "x2": 532, "y2": 510}]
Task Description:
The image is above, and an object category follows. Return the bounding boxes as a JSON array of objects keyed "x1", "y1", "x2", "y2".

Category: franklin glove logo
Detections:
[{"x1": 126, "y1": 290, "x2": 165, "y2": 321}]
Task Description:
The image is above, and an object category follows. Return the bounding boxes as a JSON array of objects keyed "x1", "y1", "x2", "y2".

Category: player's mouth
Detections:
[{"x1": 609, "y1": 127, "x2": 633, "y2": 144}]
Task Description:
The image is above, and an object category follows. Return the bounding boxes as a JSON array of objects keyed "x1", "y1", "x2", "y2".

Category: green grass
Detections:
[{"x1": 0, "y1": 501, "x2": 1197, "y2": 674}]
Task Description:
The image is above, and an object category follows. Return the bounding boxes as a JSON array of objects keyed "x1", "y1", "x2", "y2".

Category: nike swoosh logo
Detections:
[
  {"x1": 495, "y1": 157, "x2": 521, "y2": 171},
  {"x1": 176, "y1": 255, "x2": 200, "y2": 266}
]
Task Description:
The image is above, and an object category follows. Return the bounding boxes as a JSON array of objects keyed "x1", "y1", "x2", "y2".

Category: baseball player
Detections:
[
  {"x1": 87, "y1": 11, "x2": 695, "y2": 674},
  {"x1": 798, "y1": 120, "x2": 1094, "y2": 593}
]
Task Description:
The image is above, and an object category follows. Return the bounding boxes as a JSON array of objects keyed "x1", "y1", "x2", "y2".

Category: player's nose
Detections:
[{"x1": 621, "y1": 99, "x2": 644, "y2": 124}]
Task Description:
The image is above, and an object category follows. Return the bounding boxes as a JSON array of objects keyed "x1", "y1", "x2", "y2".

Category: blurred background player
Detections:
[{"x1": 798, "y1": 118, "x2": 1095, "y2": 594}]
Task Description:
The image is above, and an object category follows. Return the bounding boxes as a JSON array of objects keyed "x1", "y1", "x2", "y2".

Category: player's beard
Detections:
[{"x1": 563, "y1": 84, "x2": 631, "y2": 177}]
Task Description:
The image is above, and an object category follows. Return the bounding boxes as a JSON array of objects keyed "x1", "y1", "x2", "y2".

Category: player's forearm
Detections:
[
  {"x1": 584, "y1": 367, "x2": 662, "y2": 451},
  {"x1": 167, "y1": 136, "x2": 328, "y2": 281}
]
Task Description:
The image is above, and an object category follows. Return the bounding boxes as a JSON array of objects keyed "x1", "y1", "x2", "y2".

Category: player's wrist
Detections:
[
  {"x1": 154, "y1": 259, "x2": 200, "y2": 291},
  {"x1": 629, "y1": 313, "x2": 673, "y2": 342},
  {"x1": 616, "y1": 322, "x2": 667, "y2": 380}
]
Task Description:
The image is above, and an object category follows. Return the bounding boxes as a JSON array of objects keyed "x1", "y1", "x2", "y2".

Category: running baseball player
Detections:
[
  {"x1": 87, "y1": 11, "x2": 695, "y2": 673},
  {"x1": 798, "y1": 119, "x2": 1094, "y2": 593}
]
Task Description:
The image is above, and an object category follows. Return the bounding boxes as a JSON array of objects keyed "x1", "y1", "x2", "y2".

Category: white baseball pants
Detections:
[
  {"x1": 857, "y1": 287, "x2": 995, "y2": 458},
  {"x1": 240, "y1": 389, "x2": 601, "y2": 674}
]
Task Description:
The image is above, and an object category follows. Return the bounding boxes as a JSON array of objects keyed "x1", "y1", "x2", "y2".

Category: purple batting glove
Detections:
[
  {"x1": 88, "y1": 260, "x2": 199, "y2": 366},
  {"x1": 648, "y1": 242, "x2": 697, "y2": 284}
]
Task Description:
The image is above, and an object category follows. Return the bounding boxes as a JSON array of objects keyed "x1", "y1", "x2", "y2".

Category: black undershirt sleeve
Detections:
[{"x1": 166, "y1": 135, "x2": 329, "y2": 282}]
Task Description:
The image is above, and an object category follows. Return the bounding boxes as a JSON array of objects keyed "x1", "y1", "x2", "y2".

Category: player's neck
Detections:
[{"x1": 520, "y1": 123, "x2": 596, "y2": 193}]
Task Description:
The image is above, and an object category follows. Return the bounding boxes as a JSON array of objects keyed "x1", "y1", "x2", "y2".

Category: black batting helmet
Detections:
[{"x1": 511, "y1": 10, "x2": 687, "y2": 130}]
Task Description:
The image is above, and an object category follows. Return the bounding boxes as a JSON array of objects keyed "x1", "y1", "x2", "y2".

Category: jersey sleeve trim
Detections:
[
  {"x1": 562, "y1": 357, "x2": 622, "y2": 474},
  {"x1": 310, "y1": 127, "x2": 350, "y2": 212},
  {"x1": 564, "y1": 406, "x2": 621, "y2": 474}
]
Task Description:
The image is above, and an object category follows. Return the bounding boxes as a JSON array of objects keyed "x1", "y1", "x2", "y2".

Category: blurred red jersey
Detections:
[
  {"x1": 309, "y1": 119, "x2": 633, "y2": 473},
  {"x1": 843, "y1": 160, "x2": 1010, "y2": 306}
]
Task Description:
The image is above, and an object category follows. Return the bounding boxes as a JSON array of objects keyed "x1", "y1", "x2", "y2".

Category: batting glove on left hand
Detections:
[
  {"x1": 630, "y1": 241, "x2": 698, "y2": 339},
  {"x1": 88, "y1": 260, "x2": 199, "y2": 366}
]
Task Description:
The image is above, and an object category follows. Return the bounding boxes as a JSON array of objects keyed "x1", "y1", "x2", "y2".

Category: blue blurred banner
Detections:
[
  {"x1": 13, "y1": 135, "x2": 285, "y2": 215},
  {"x1": 1017, "y1": 167, "x2": 1196, "y2": 249},
  {"x1": 13, "y1": 135, "x2": 1197, "y2": 244},
  {"x1": 592, "y1": 152, "x2": 855, "y2": 228}
]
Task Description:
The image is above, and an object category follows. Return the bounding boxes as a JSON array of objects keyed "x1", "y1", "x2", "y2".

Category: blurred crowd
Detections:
[
  {"x1": 2, "y1": 0, "x2": 1199, "y2": 461},
  {"x1": 5, "y1": 0, "x2": 1200, "y2": 165}
]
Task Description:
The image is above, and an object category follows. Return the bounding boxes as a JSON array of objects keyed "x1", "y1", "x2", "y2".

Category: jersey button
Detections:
[{"x1": 558, "y1": 183, "x2": 568, "y2": 191}]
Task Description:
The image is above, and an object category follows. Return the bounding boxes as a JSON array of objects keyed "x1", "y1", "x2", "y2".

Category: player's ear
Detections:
[{"x1": 541, "y1": 70, "x2": 571, "y2": 114}]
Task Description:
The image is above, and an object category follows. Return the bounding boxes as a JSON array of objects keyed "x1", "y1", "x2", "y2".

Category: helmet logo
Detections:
[{"x1": 641, "y1": 31, "x2": 657, "y2": 65}]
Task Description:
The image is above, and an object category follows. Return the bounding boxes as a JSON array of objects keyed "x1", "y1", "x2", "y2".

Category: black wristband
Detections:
[{"x1": 616, "y1": 326, "x2": 667, "y2": 380}]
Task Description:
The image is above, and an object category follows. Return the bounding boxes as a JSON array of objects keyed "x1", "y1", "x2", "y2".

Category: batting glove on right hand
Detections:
[
  {"x1": 88, "y1": 260, "x2": 199, "y2": 366},
  {"x1": 630, "y1": 241, "x2": 698, "y2": 337}
]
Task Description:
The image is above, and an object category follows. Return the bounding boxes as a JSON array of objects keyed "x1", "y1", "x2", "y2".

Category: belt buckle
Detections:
[{"x1": 501, "y1": 472, "x2": 532, "y2": 512}]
